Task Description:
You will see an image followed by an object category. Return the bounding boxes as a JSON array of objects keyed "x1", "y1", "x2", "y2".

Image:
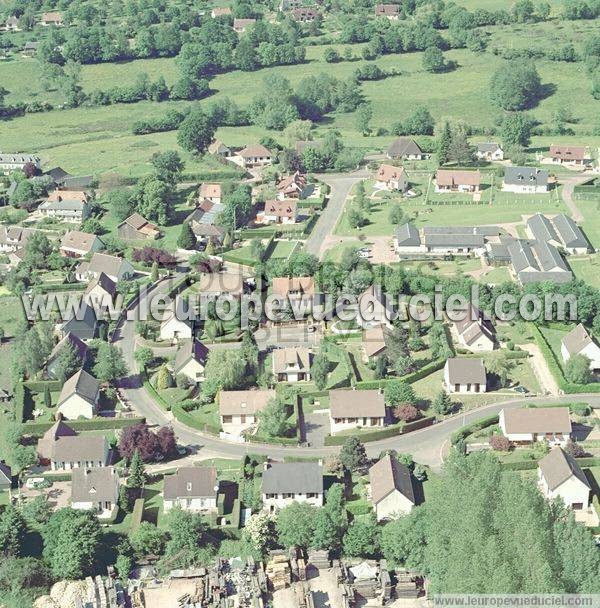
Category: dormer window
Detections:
[{"x1": 187, "y1": 482, "x2": 192, "y2": 492}]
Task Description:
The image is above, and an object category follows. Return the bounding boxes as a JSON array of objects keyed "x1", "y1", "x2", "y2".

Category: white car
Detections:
[{"x1": 25, "y1": 477, "x2": 46, "y2": 489}]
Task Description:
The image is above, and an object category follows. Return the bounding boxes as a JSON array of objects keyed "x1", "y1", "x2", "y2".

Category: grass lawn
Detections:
[
  {"x1": 576, "y1": 199, "x2": 600, "y2": 251},
  {"x1": 481, "y1": 265, "x2": 513, "y2": 285},
  {"x1": 568, "y1": 254, "x2": 600, "y2": 289},
  {"x1": 538, "y1": 324, "x2": 571, "y2": 372},
  {"x1": 398, "y1": 258, "x2": 483, "y2": 277},
  {"x1": 182, "y1": 402, "x2": 221, "y2": 433},
  {"x1": 0, "y1": 296, "x2": 25, "y2": 339},
  {"x1": 496, "y1": 321, "x2": 536, "y2": 346},
  {"x1": 267, "y1": 239, "x2": 301, "y2": 261}
]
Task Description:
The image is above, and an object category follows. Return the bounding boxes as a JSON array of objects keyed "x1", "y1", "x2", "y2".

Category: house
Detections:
[
  {"x1": 163, "y1": 467, "x2": 219, "y2": 513},
  {"x1": 117, "y1": 213, "x2": 160, "y2": 241},
  {"x1": 185, "y1": 198, "x2": 226, "y2": 244},
  {"x1": 272, "y1": 347, "x2": 312, "y2": 382},
  {"x1": 374, "y1": 164, "x2": 408, "y2": 192},
  {"x1": 475, "y1": 142, "x2": 504, "y2": 161},
  {"x1": 83, "y1": 272, "x2": 117, "y2": 306},
  {"x1": 160, "y1": 308, "x2": 193, "y2": 342},
  {"x1": 499, "y1": 407, "x2": 572, "y2": 446},
  {"x1": 271, "y1": 276, "x2": 315, "y2": 299},
  {"x1": 537, "y1": 447, "x2": 591, "y2": 510},
  {"x1": 196, "y1": 269, "x2": 246, "y2": 298},
  {"x1": 38, "y1": 195, "x2": 91, "y2": 223},
  {"x1": 394, "y1": 223, "x2": 423, "y2": 254},
  {"x1": 291, "y1": 7, "x2": 319, "y2": 21},
  {"x1": 59, "y1": 301, "x2": 99, "y2": 341},
  {"x1": 46, "y1": 333, "x2": 89, "y2": 379},
  {"x1": 0, "y1": 462, "x2": 11, "y2": 492},
  {"x1": 41, "y1": 11, "x2": 63, "y2": 26},
  {"x1": 219, "y1": 389, "x2": 276, "y2": 435},
  {"x1": 358, "y1": 285, "x2": 395, "y2": 328},
  {"x1": 211, "y1": 7, "x2": 232, "y2": 17},
  {"x1": 280, "y1": 0, "x2": 303, "y2": 10},
  {"x1": 0, "y1": 153, "x2": 40, "y2": 174},
  {"x1": 71, "y1": 467, "x2": 119, "y2": 518},
  {"x1": 435, "y1": 170, "x2": 481, "y2": 193},
  {"x1": 0, "y1": 226, "x2": 33, "y2": 252},
  {"x1": 262, "y1": 462, "x2": 324, "y2": 511},
  {"x1": 561, "y1": 324, "x2": 600, "y2": 372},
  {"x1": 277, "y1": 172, "x2": 308, "y2": 199},
  {"x1": 236, "y1": 144, "x2": 273, "y2": 168},
  {"x1": 208, "y1": 140, "x2": 231, "y2": 157},
  {"x1": 444, "y1": 358, "x2": 487, "y2": 393},
  {"x1": 386, "y1": 138, "x2": 425, "y2": 160},
  {"x1": 329, "y1": 389, "x2": 386, "y2": 435},
  {"x1": 549, "y1": 145, "x2": 591, "y2": 166},
  {"x1": 453, "y1": 303, "x2": 496, "y2": 352},
  {"x1": 375, "y1": 3, "x2": 399, "y2": 18},
  {"x1": 258, "y1": 199, "x2": 298, "y2": 224},
  {"x1": 56, "y1": 369, "x2": 101, "y2": 420},
  {"x1": 75, "y1": 252, "x2": 135, "y2": 283},
  {"x1": 21, "y1": 41, "x2": 39, "y2": 57},
  {"x1": 369, "y1": 455, "x2": 416, "y2": 521},
  {"x1": 172, "y1": 340, "x2": 209, "y2": 384},
  {"x1": 362, "y1": 325, "x2": 390, "y2": 359},
  {"x1": 422, "y1": 226, "x2": 487, "y2": 255},
  {"x1": 199, "y1": 183, "x2": 222, "y2": 204},
  {"x1": 503, "y1": 166, "x2": 549, "y2": 193},
  {"x1": 38, "y1": 421, "x2": 110, "y2": 470},
  {"x1": 60, "y1": 230, "x2": 104, "y2": 258},
  {"x1": 2, "y1": 16, "x2": 20, "y2": 31},
  {"x1": 233, "y1": 18, "x2": 256, "y2": 33}
]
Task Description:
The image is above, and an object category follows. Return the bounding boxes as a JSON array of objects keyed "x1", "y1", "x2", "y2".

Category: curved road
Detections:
[{"x1": 112, "y1": 276, "x2": 600, "y2": 467}]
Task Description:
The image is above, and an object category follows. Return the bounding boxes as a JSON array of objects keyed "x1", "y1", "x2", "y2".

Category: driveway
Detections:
[
  {"x1": 521, "y1": 343, "x2": 560, "y2": 396},
  {"x1": 303, "y1": 411, "x2": 329, "y2": 448},
  {"x1": 559, "y1": 174, "x2": 590, "y2": 222}
]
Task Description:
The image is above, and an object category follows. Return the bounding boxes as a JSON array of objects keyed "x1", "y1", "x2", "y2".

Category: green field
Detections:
[{"x1": 569, "y1": 254, "x2": 600, "y2": 288}]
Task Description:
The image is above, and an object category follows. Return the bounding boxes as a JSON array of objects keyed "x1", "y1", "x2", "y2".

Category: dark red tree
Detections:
[
  {"x1": 22, "y1": 162, "x2": 40, "y2": 178},
  {"x1": 393, "y1": 404, "x2": 420, "y2": 422},
  {"x1": 489, "y1": 435, "x2": 511, "y2": 451},
  {"x1": 156, "y1": 426, "x2": 177, "y2": 459},
  {"x1": 118, "y1": 423, "x2": 159, "y2": 462}
]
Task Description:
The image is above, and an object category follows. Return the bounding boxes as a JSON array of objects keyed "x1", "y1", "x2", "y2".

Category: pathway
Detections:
[
  {"x1": 559, "y1": 174, "x2": 590, "y2": 222},
  {"x1": 521, "y1": 343, "x2": 560, "y2": 396}
]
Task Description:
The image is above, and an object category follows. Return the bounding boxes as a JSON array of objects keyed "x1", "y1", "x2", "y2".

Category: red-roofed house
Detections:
[
  {"x1": 258, "y1": 199, "x2": 298, "y2": 224},
  {"x1": 374, "y1": 164, "x2": 408, "y2": 192}
]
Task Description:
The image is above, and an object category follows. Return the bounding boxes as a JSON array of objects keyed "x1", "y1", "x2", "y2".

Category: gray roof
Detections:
[
  {"x1": 369, "y1": 454, "x2": 415, "y2": 505},
  {"x1": 57, "y1": 369, "x2": 100, "y2": 407},
  {"x1": 527, "y1": 213, "x2": 559, "y2": 243},
  {"x1": 445, "y1": 357, "x2": 486, "y2": 385},
  {"x1": 424, "y1": 234, "x2": 484, "y2": 247},
  {"x1": 395, "y1": 223, "x2": 421, "y2": 247},
  {"x1": 84, "y1": 253, "x2": 127, "y2": 277},
  {"x1": 552, "y1": 214, "x2": 589, "y2": 250},
  {"x1": 262, "y1": 462, "x2": 323, "y2": 495},
  {"x1": 561, "y1": 323, "x2": 597, "y2": 357},
  {"x1": 329, "y1": 389, "x2": 386, "y2": 418},
  {"x1": 0, "y1": 153, "x2": 40, "y2": 165},
  {"x1": 386, "y1": 138, "x2": 423, "y2": 158},
  {"x1": 173, "y1": 339, "x2": 209, "y2": 373},
  {"x1": 163, "y1": 467, "x2": 218, "y2": 500},
  {"x1": 61, "y1": 176, "x2": 93, "y2": 190},
  {"x1": 533, "y1": 240, "x2": 568, "y2": 272},
  {"x1": 477, "y1": 142, "x2": 502, "y2": 153},
  {"x1": 39, "y1": 199, "x2": 87, "y2": 212},
  {"x1": 85, "y1": 272, "x2": 117, "y2": 299},
  {"x1": 507, "y1": 240, "x2": 539, "y2": 274},
  {"x1": 422, "y1": 226, "x2": 500, "y2": 236},
  {"x1": 60, "y1": 230, "x2": 102, "y2": 253},
  {"x1": 504, "y1": 166, "x2": 548, "y2": 188},
  {"x1": 538, "y1": 447, "x2": 590, "y2": 492},
  {"x1": 61, "y1": 301, "x2": 98, "y2": 339},
  {"x1": 71, "y1": 467, "x2": 119, "y2": 503},
  {"x1": 52, "y1": 434, "x2": 108, "y2": 463},
  {"x1": 42, "y1": 420, "x2": 78, "y2": 442}
]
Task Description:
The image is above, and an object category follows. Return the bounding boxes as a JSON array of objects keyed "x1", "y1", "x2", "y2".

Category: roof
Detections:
[
  {"x1": 0, "y1": 153, "x2": 40, "y2": 165},
  {"x1": 445, "y1": 357, "x2": 487, "y2": 385},
  {"x1": 362, "y1": 325, "x2": 389, "y2": 358},
  {"x1": 271, "y1": 276, "x2": 315, "y2": 297},
  {"x1": 552, "y1": 214, "x2": 589, "y2": 249},
  {"x1": 538, "y1": 447, "x2": 590, "y2": 491},
  {"x1": 501, "y1": 407, "x2": 572, "y2": 434},
  {"x1": 533, "y1": 240, "x2": 568, "y2": 272},
  {"x1": 197, "y1": 271, "x2": 245, "y2": 295},
  {"x1": 561, "y1": 323, "x2": 597, "y2": 357},
  {"x1": 163, "y1": 467, "x2": 218, "y2": 500},
  {"x1": 84, "y1": 253, "x2": 126, "y2": 277},
  {"x1": 527, "y1": 213, "x2": 559, "y2": 243},
  {"x1": 57, "y1": 369, "x2": 100, "y2": 407},
  {"x1": 219, "y1": 389, "x2": 276, "y2": 416},
  {"x1": 39, "y1": 199, "x2": 87, "y2": 212},
  {"x1": 0, "y1": 225, "x2": 33, "y2": 247},
  {"x1": 272, "y1": 347, "x2": 311, "y2": 374},
  {"x1": 277, "y1": 172, "x2": 307, "y2": 193},
  {"x1": 424, "y1": 233, "x2": 484, "y2": 247},
  {"x1": 504, "y1": 166, "x2": 548, "y2": 188},
  {"x1": 549, "y1": 145, "x2": 588, "y2": 161},
  {"x1": 375, "y1": 164, "x2": 406, "y2": 182},
  {"x1": 329, "y1": 389, "x2": 386, "y2": 418},
  {"x1": 71, "y1": 467, "x2": 118, "y2": 504},
  {"x1": 477, "y1": 142, "x2": 502, "y2": 153},
  {"x1": 233, "y1": 18, "x2": 256, "y2": 29},
  {"x1": 262, "y1": 462, "x2": 323, "y2": 495},
  {"x1": 454, "y1": 303, "x2": 495, "y2": 346},
  {"x1": 369, "y1": 454, "x2": 415, "y2": 505},
  {"x1": 44, "y1": 167, "x2": 71, "y2": 181},
  {"x1": 52, "y1": 434, "x2": 108, "y2": 463},
  {"x1": 264, "y1": 199, "x2": 298, "y2": 219},
  {"x1": 61, "y1": 301, "x2": 98, "y2": 336},
  {"x1": 386, "y1": 137, "x2": 423, "y2": 158},
  {"x1": 199, "y1": 183, "x2": 222, "y2": 199},
  {"x1": 85, "y1": 272, "x2": 117, "y2": 299},
  {"x1": 436, "y1": 169, "x2": 481, "y2": 187},
  {"x1": 47, "y1": 332, "x2": 89, "y2": 366},
  {"x1": 173, "y1": 339, "x2": 209, "y2": 373},
  {"x1": 239, "y1": 144, "x2": 273, "y2": 158},
  {"x1": 119, "y1": 213, "x2": 159, "y2": 235},
  {"x1": 395, "y1": 223, "x2": 421, "y2": 247},
  {"x1": 42, "y1": 420, "x2": 78, "y2": 442},
  {"x1": 0, "y1": 462, "x2": 11, "y2": 484},
  {"x1": 212, "y1": 7, "x2": 232, "y2": 15},
  {"x1": 42, "y1": 11, "x2": 63, "y2": 21},
  {"x1": 375, "y1": 3, "x2": 399, "y2": 15},
  {"x1": 60, "y1": 230, "x2": 102, "y2": 253}
]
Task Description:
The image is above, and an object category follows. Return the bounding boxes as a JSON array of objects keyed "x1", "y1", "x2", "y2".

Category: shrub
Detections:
[{"x1": 489, "y1": 435, "x2": 511, "y2": 451}]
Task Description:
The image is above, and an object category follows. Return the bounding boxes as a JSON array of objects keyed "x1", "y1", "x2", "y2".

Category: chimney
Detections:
[{"x1": 84, "y1": 469, "x2": 90, "y2": 476}]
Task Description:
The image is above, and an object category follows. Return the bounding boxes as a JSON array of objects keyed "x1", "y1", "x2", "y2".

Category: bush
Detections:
[{"x1": 489, "y1": 435, "x2": 511, "y2": 451}]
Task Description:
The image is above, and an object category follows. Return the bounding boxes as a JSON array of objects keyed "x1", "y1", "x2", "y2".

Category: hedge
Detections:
[
  {"x1": 526, "y1": 402, "x2": 591, "y2": 416},
  {"x1": 24, "y1": 380, "x2": 62, "y2": 393},
  {"x1": 354, "y1": 358, "x2": 446, "y2": 390},
  {"x1": 23, "y1": 416, "x2": 145, "y2": 436},
  {"x1": 346, "y1": 501, "x2": 373, "y2": 516},
  {"x1": 324, "y1": 423, "x2": 404, "y2": 446},
  {"x1": 32, "y1": 283, "x2": 85, "y2": 294},
  {"x1": 501, "y1": 456, "x2": 600, "y2": 470},
  {"x1": 217, "y1": 493, "x2": 226, "y2": 517},
  {"x1": 403, "y1": 415, "x2": 436, "y2": 433},
  {"x1": 450, "y1": 414, "x2": 499, "y2": 445},
  {"x1": 244, "y1": 432, "x2": 298, "y2": 446},
  {"x1": 131, "y1": 498, "x2": 145, "y2": 533},
  {"x1": 171, "y1": 404, "x2": 221, "y2": 435},
  {"x1": 231, "y1": 498, "x2": 242, "y2": 529}
]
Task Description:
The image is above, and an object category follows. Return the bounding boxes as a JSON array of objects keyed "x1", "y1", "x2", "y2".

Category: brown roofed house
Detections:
[
  {"x1": 117, "y1": 213, "x2": 160, "y2": 241},
  {"x1": 362, "y1": 324, "x2": 390, "y2": 359},
  {"x1": 219, "y1": 389, "x2": 276, "y2": 436},
  {"x1": 211, "y1": 7, "x2": 232, "y2": 17},
  {"x1": 560, "y1": 323, "x2": 600, "y2": 372},
  {"x1": 172, "y1": 339, "x2": 209, "y2": 384},
  {"x1": 369, "y1": 454, "x2": 416, "y2": 521},
  {"x1": 271, "y1": 276, "x2": 315, "y2": 298},
  {"x1": 237, "y1": 144, "x2": 273, "y2": 167},
  {"x1": 537, "y1": 447, "x2": 591, "y2": 510},
  {"x1": 233, "y1": 18, "x2": 256, "y2": 32},
  {"x1": 329, "y1": 389, "x2": 387, "y2": 435},
  {"x1": 272, "y1": 347, "x2": 312, "y2": 382},
  {"x1": 163, "y1": 467, "x2": 219, "y2": 512},
  {"x1": 199, "y1": 183, "x2": 222, "y2": 204},
  {"x1": 453, "y1": 303, "x2": 496, "y2": 352},
  {"x1": 549, "y1": 145, "x2": 591, "y2": 166},
  {"x1": 60, "y1": 230, "x2": 104, "y2": 258},
  {"x1": 499, "y1": 407, "x2": 572, "y2": 446},
  {"x1": 435, "y1": 170, "x2": 481, "y2": 193},
  {"x1": 386, "y1": 137, "x2": 425, "y2": 160},
  {"x1": 41, "y1": 11, "x2": 63, "y2": 25},
  {"x1": 375, "y1": 3, "x2": 399, "y2": 18},
  {"x1": 258, "y1": 199, "x2": 298, "y2": 224},
  {"x1": 444, "y1": 357, "x2": 487, "y2": 394},
  {"x1": 374, "y1": 164, "x2": 408, "y2": 192},
  {"x1": 277, "y1": 171, "x2": 308, "y2": 199}
]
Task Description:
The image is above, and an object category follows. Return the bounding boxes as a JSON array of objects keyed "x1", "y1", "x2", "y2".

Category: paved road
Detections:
[
  {"x1": 304, "y1": 169, "x2": 370, "y2": 258},
  {"x1": 559, "y1": 174, "x2": 591, "y2": 222}
]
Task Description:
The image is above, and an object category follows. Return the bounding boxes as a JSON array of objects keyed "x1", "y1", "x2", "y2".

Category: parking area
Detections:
[
  {"x1": 302, "y1": 411, "x2": 329, "y2": 448},
  {"x1": 20, "y1": 480, "x2": 71, "y2": 510}
]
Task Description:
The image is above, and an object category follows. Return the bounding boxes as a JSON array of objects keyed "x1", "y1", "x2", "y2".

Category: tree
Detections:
[
  {"x1": 343, "y1": 515, "x2": 381, "y2": 557},
  {"x1": 42, "y1": 508, "x2": 101, "y2": 579},
  {"x1": 276, "y1": 502, "x2": 318, "y2": 549},
  {"x1": 156, "y1": 426, "x2": 177, "y2": 459},
  {"x1": 394, "y1": 404, "x2": 420, "y2": 422},
  {"x1": 490, "y1": 61, "x2": 543, "y2": 110},
  {"x1": 20, "y1": 495, "x2": 53, "y2": 526},
  {"x1": 432, "y1": 390, "x2": 452, "y2": 416},
  {"x1": 448, "y1": 126, "x2": 475, "y2": 164},
  {"x1": 105, "y1": 190, "x2": 135, "y2": 222},
  {"x1": 118, "y1": 423, "x2": 159, "y2": 462},
  {"x1": 130, "y1": 522, "x2": 167, "y2": 557},
  {"x1": 177, "y1": 223, "x2": 197, "y2": 250},
  {"x1": 564, "y1": 439, "x2": 586, "y2": 458},
  {"x1": 243, "y1": 511, "x2": 277, "y2": 555},
  {"x1": 162, "y1": 508, "x2": 212, "y2": 569},
  {"x1": 134, "y1": 346, "x2": 154, "y2": 371},
  {"x1": 177, "y1": 108, "x2": 216, "y2": 154},
  {"x1": 388, "y1": 205, "x2": 405, "y2": 225},
  {"x1": 485, "y1": 351, "x2": 515, "y2": 387},
  {"x1": 151, "y1": 150, "x2": 184, "y2": 185},
  {"x1": 258, "y1": 398, "x2": 291, "y2": 438},
  {"x1": 355, "y1": 102, "x2": 373, "y2": 135},
  {"x1": 202, "y1": 349, "x2": 247, "y2": 393},
  {"x1": 384, "y1": 380, "x2": 416, "y2": 407},
  {"x1": 93, "y1": 342, "x2": 128, "y2": 383},
  {"x1": 0, "y1": 506, "x2": 26, "y2": 557},
  {"x1": 422, "y1": 46, "x2": 446, "y2": 73},
  {"x1": 128, "y1": 450, "x2": 147, "y2": 491},
  {"x1": 156, "y1": 364, "x2": 173, "y2": 389},
  {"x1": 437, "y1": 121, "x2": 452, "y2": 165},
  {"x1": 381, "y1": 509, "x2": 427, "y2": 569},
  {"x1": 310, "y1": 351, "x2": 330, "y2": 390},
  {"x1": 564, "y1": 354, "x2": 592, "y2": 384},
  {"x1": 489, "y1": 434, "x2": 511, "y2": 451},
  {"x1": 133, "y1": 177, "x2": 172, "y2": 225},
  {"x1": 339, "y1": 436, "x2": 368, "y2": 473},
  {"x1": 501, "y1": 112, "x2": 532, "y2": 148},
  {"x1": 150, "y1": 261, "x2": 159, "y2": 282},
  {"x1": 52, "y1": 342, "x2": 82, "y2": 383},
  {"x1": 311, "y1": 483, "x2": 347, "y2": 552}
]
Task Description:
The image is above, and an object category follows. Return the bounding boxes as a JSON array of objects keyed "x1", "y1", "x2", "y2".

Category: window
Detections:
[
  {"x1": 266, "y1": 493, "x2": 277, "y2": 499},
  {"x1": 222, "y1": 415, "x2": 233, "y2": 424},
  {"x1": 307, "y1": 493, "x2": 317, "y2": 499},
  {"x1": 282, "y1": 493, "x2": 295, "y2": 499}
]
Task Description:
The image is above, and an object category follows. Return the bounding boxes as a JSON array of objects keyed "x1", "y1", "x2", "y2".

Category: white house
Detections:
[
  {"x1": 71, "y1": 467, "x2": 119, "y2": 519},
  {"x1": 56, "y1": 369, "x2": 100, "y2": 420},
  {"x1": 374, "y1": 164, "x2": 408, "y2": 192},
  {"x1": 171, "y1": 340, "x2": 209, "y2": 384},
  {"x1": 262, "y1": 462, "x2": 324, "y2": 512},
  {"x1": 369, "y1": 454, "x2": 416, "y2": 522},
  {"x1": 503, "y1": 166, "x2": 549, "y2": 193},
  {"x1": 160, "y1": 309, "x2": 194, "y2": 342},
  {"x1": 59, "y1": 230, "x2": 104, "y2": 258},
  {"x1": 272, "y1": 347, "x2": 312, "y2": 382},
  {"x1": 83, "y1": 272, "x2": 117, "y2": 308},
  {"x1": 538, "y1": 447, "x2": 591, "y2": 510},
  {"x1": 233, "y1": 144, "x2": 273, "y2": 168},
  {"x1": 357, "y1": 285, "x2": 395, "y2": 329},
  {"x1": 219, "y1": 389, "x2": 276, "y2": 437},
  {"x1": 75, "y1": 252, "x2": 135, "y2": 283},
  {"x1": 452, "y1": 303, "x2": 496, "y2": 352},
  {"x1": 163, "y1": 467, "x2": 219, "y2": 513},
  {"x1": 0, "y1": 153, "x2": 41, "y2": 174},
  {"x1": 329, "y1": 389, "x2": 386, "y2": 435},
  {"x1": 199, "y1": 183, "x2": 222, "y2": 204},
  {"x1": 444, "y1": 358, "x2": 487, "y2": 394},
  {"x1": 258, "y1": 199, "x2": 298, "y2": 225},
  {"x1": 435, "y1": 170, "x2": 481, "y2": 193},
  {"x1": 561, "y1": 324, "x2": 600, "y2": 372},
  {"x1": 475, "y1": 142, "x2": 504, "y2": 161},
  {"x1": 499, "y1": 407, "x2": 572, "y2": 446}
]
